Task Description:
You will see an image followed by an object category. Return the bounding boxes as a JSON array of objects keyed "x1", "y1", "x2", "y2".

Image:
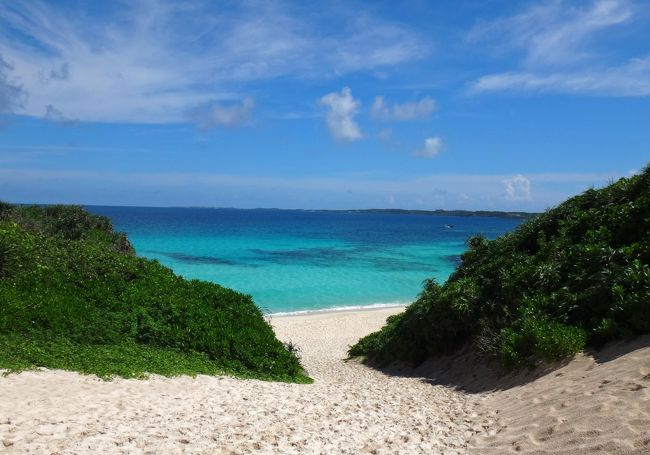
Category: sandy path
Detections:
[{"x1": 0, "y1": 307, "x2": 478, "y2": 454}]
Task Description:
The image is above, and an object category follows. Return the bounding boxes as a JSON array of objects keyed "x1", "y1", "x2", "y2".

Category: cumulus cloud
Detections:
[
  {"x1": 414, "y1": 137, "x2": 443, "y2": 158},
  {"x1": 504, "y1": 174, "x2": 532, "y2": 200},
  {"x1": 190, "y1": 97, "x2": 255, "y2": 129},
  {"x1": 320, "y1": 87, "x2": 363, "y2": 141},
  {"x1": 0, "y1": 55, "x2": 26, "y2": 115},
  {"x1": 371, "y1": 96, "x2": 436, "y2": 121}
]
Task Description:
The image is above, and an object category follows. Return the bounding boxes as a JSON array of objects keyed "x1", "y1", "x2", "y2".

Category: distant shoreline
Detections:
[
  {"x1": 12, "y1": 203, "x2": 538, "y2": 220},
  {"x1": 321, "y1": 208, "x2": 538, "y2": 219}
]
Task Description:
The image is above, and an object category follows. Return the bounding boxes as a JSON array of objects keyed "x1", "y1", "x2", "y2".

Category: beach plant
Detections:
[
  {"x1": 0, "y1": 203, "x2": 311, "y2": 382},
  {"x1": 350, "y1": 164, "x2": 650, "y2": 367}
]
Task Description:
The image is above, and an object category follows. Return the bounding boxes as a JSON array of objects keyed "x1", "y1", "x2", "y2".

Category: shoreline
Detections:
[{"x1": 268, "y1": 302, "x2": 409, "y2": 318}]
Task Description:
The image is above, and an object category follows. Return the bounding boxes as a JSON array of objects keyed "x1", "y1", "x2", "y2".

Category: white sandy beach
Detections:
[{"x1": 1, "y1": 307, "x2": 649, "y2": 454}]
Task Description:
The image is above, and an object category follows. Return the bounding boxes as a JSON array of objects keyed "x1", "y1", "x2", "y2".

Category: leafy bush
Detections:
[
  {"x1": 0, "y1": 204, "x2": 310, "y2": 382},
  {"x1": 351, "y1": 165, "x2": 650, "y2": 367}
]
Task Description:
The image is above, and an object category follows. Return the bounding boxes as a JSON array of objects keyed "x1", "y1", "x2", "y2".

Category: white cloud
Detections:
[
  {"x1": 44, "y1": 104, "x2": 78, "y2": 124},
  {"x1": 468, "y1": 0, "x2": 649, "y2": 97},
  {"x1": 320, "y1": 87, "x2": 363, "y2": 141},
  {"x1": 371, "y1": 96, "x2": 436, "y2": 121},
  {"x1": 504, "y1": 175, "x2": 532, "y2": 201},
  {"x1": 0, "y1": 1, "x2": 426, "y2": 124},
  {"x1": 190, "y1": 97, "x2": 255, "y2": 129},
  {"x1": 414, "y1": 137, "x2": 443, "y2": 158},
  {"x1": 472, "y1": 56, "x2": 650, "y2": 96},
  {"x1": 49, "y1": 62, "x2": 69, "y2": 80},
  {"x1": 469, "y1": 0, "x2": 632, "y2": 67},
  {"x1": 0, "y1": 55, "x2": 26, "y2": 114}
]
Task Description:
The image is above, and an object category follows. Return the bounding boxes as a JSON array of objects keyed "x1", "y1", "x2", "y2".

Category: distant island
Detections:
[
  {"x1": 325, "y1": 208, "x2": 538, "y2": 219},
  {"x1": 83, "y1": 204, "x2": 538, "y2": 220},
  {"x1": 30, "y1": 205, "x2": 538, "y2": 221}
]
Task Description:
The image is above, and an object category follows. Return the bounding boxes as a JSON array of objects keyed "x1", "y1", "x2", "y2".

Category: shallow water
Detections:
[{"x1": 87, "y1": 207, "x2": 523, "y2": 313}]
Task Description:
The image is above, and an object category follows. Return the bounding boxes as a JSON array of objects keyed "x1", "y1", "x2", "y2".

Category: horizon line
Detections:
[{"x1": 5, "y1": 201, "x2": 540, "y2": 215}]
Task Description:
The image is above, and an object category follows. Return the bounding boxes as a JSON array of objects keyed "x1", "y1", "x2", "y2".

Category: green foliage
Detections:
[
  {"x1": 350, "y1": 165, "x2": 650, "y2": 367},
  {"x1": 496, "y1": 308, "x2": 588, "y2": 366},
  {"x1": 0, "y1": 204, "x2": 310, "y2": 382}
]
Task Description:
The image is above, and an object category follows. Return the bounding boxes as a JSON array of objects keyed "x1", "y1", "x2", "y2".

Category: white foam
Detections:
[{"x1": 268, "y1": 302, "x2": 409, "y2": 317}]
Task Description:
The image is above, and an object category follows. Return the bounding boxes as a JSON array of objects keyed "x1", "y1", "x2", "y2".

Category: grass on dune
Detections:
[
  {"x1": 0, "y1": 203, "x2": 311, "y2": 382},
  {"x1": 0, "y1": 334, "x2": 311, "y2": 382}
]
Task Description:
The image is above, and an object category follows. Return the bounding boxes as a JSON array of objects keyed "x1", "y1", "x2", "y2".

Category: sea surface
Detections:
[{"x1": 87, "y1": 207, "x2": 523, "y2": 314}]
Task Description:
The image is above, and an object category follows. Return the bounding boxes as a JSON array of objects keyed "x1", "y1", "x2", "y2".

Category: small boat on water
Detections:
[{"x1": 444, "y1": 224, "x2": 454, "y2": 229}]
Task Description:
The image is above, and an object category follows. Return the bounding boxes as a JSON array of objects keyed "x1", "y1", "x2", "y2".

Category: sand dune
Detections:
[
  {"x1": 1, "y1": 309, "x2": 648, "y2": 454},
  {"x1": 469, "y1": 336, "x2": 650, "y2": 454}
]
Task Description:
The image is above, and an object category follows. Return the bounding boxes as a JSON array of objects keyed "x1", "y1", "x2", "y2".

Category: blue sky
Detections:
[{"x1": 0, "y1": 0, "x2": 648, "y2": 211}]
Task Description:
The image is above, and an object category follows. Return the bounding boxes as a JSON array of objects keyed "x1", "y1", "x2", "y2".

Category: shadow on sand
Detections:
[{"x1": 362, "y1": 334, "x2": 650, "y2": 394}]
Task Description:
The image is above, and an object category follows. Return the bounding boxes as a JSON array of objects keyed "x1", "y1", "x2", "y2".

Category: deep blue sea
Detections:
[{"x1": 86, "y1": 207, "x2": 523, "y2": 314}]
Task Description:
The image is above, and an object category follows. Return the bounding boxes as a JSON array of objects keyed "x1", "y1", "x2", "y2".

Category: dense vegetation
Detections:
[
  {"x1": 350, "y1": 166, "x2": 650, "y2": 367},
  {"x1": 0, "y1": 203, "x2": 309, "y2": 381}
]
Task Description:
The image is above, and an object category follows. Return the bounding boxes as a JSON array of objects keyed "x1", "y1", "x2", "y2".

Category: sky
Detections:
[{"x1": 0, "y1": 0, "x2": 649, "y2": 211}]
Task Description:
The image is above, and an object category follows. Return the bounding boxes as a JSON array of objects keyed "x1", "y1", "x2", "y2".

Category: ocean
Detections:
[{"x1": 87, "y1": 206, "x2": 523, "y2": 314}]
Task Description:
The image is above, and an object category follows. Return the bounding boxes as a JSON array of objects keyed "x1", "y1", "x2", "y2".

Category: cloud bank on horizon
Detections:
[{"x1": 0, "y1": 0, "x2": 648, "y2": 211}]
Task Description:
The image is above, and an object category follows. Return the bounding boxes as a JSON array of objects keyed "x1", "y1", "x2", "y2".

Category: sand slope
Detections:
[
  {"x1": 0, "y1": 308, "x2": 479, "y2": 454},
  {"x1": 470, "y1": 336, "x2": 650, "y2": 454}
]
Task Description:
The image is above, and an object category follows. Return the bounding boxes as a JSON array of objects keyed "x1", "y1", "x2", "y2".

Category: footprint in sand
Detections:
[{"x1": 628, "y1": 383, "x2": 647, "y2": 391}]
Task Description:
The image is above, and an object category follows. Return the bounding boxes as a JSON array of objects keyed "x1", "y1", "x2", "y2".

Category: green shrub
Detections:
[
  {"x1": 350, "y1": 164, "x2": 650, "y2": 367},
  {"x1": 496, "y1": 312, "x2": 588, "y2": 366},
  {"x1": 0, "y1": 203, "x2": 310, "y2": 382}
]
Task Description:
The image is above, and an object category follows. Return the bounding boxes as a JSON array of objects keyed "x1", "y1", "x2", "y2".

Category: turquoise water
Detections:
[{"x1": 87, "y1": 207, "x2": 523, "y2": 314}]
